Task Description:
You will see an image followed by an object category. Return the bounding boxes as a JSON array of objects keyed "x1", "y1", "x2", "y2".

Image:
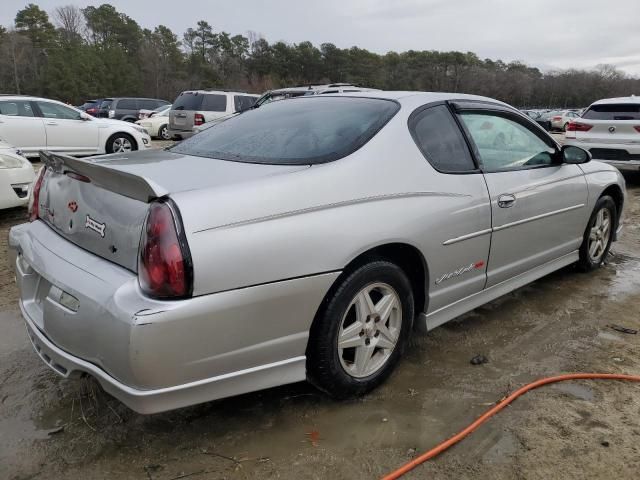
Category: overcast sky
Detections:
[{"x1": 2, "y1": 0, "x2": 640, "y2": 75}]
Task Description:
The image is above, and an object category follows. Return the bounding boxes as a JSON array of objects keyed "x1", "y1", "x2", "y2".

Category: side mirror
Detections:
[{"x1": 562, "y1": 145, "x2": 591, "y2": 164}]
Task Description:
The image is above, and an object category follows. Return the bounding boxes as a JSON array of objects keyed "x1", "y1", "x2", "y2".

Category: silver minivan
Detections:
[{"x1": 168, "y1": 90, "x2": 258, "y2": 140}]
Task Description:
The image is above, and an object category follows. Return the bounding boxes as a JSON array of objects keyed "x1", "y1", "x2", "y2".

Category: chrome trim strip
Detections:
[
  {"x1": 443, "y1": 204, "x2": 585, "y2": 244},
  {"x1": 493, "y1": 204, "x2": 585, "y2": 232},
  {"x1": 442, "y1": 228, "x2": 492, "y2": 246}
]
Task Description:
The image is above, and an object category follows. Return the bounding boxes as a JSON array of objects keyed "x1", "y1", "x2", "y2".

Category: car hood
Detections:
[{"x1": 93, "y1": 118, "x2": 141, "y2": 129}]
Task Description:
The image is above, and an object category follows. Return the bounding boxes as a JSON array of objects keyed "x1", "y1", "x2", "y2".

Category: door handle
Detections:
[
  {"x1": 46, "y1": 121, "x2": 58, "y2": 126},
  {"x1": 498, "y1": 194, "x2": 516, "y2": 208}
]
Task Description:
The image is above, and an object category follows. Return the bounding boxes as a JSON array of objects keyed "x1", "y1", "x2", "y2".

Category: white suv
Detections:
[
  {"x1": 565, "y1": 96, "x2": 640, "y2": 171},
  {"x1": 0, "y1": 96, "x2": 151, "y2": 157},
  {"x1": 168, "y1": 90, "x2": 259, "y2": 140}
]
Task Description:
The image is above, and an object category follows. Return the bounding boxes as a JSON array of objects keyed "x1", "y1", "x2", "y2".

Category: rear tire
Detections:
[
  {"x1": 158, "y1": 124, "x2": 170, "y2": 140},
  {"x1": 577, "y1": 196, "x2": 616, "y2": 271},
  {"x1": 306, "y1": 261, "x2": 414, "y2": 399},
  {"x1": 106, "y1": 133, "x2": 137, "y2": 154}
]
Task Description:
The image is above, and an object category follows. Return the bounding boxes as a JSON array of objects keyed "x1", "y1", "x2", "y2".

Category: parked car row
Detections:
[
  {"x1": 78, "y1": 97, "x2": 170, "y2": 122},
  {"x1": 522, "y1": 108, "x2": 582, "y2": 132}
]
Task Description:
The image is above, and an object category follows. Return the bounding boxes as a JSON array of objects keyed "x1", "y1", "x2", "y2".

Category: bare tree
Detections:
[{"x1": 53, "y1": 5, "x2": 84, "y2": 43}]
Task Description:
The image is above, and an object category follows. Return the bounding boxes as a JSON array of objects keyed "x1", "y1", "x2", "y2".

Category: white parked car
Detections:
[
  {"x1": 0, "y1": 140, "x2": 35, "y2": 209},
  {"x1": 136, "y1": 105, "x2": 171, "y2": 140},
  {"x1": 565, "y1": 96, "x2": 640, "y2": 171},
  {"x1": 0, "y1": 96, "x2": 151, "y2": 157},
  {"x1": 549, "y1": 110, "x2": 581, "y2": 131}
]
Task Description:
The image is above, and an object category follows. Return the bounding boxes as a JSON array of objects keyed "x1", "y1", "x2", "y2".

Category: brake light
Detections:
[
  {"x1": 28, "y1": 167, "x2": 46, "y2": 221},
  {"x1": 194, "y1": 113, "x2": 204, "y2": 126},
  {"x1": 566, "y1": 122, "x2": 592, "y2": 132},
  {"x1": 552, "y1": 116, "x2": 562, "y2": 121},
  {"x1": 138, "y1": 200, "x2": 193, "y2": 299},
  {"x1": 634, "y1": 126, "x2": 640, "y2": 133}
]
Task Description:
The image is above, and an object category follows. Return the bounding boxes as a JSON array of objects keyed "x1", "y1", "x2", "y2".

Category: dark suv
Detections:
[{"x1": 97, "y1": 97, "x2": 170, "y2": 122}]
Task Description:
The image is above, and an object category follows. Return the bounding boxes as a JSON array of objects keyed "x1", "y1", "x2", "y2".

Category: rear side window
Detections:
[
  {"x1": 202, "y1": 94, "x2": 227, "y2": 112},
  {"x1": 172, "y1": 92, "x2": 204, "y2": 111},
  {"x1": 582, "y1": 104, "x2": 640, "y2": 120},
  {"x1": 233, "y1": 95, "x2": 256, "y2": 111},
  {"x1": 0, "y1": 100, "x2": 35, "y2": 117},
  {"x1": 139, "y1": 99, "x2": 158, "y2": 110},
  {"x1": 171, "y1": 96, "x2": 399, "y2": 165},
  {"x1": 99, "y1": 100, "x2": 112, "y2": 110},
  {"x1": 409, "y1": 105, "x2": 475, "y2": 172},
  {"x1": 117, "y1": 99, "x2": 138, "y2": 110}
]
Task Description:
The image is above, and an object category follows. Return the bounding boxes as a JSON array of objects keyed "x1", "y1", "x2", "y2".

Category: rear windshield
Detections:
[
  {"x1": 172, "y1": 92, "x2": 204, "y2": 111},
  {"x1": 582, "y1": 104, "x2": 640, "y2": 120},
  {"x1": 170, "y1": 97, "x2": 399, "y2": 165},
  {"x1": 234, "y1": 95, "x2": 257, "y2": 111}
]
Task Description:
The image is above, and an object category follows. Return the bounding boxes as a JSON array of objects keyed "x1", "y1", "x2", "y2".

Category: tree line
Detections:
[{"x1": 1, "y1": 3, "x2": 638, "y2": 108}]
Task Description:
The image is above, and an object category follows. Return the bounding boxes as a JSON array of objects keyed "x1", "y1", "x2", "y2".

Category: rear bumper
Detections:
[
  {"x1": 9, "y1": 221, "x2": 338, "y2": 413},
  {"x1": 167, "y1": 128, "x2": 194, "y2": 140}
]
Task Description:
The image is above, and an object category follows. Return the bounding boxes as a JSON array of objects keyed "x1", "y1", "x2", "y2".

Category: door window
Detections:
[
  {"x1": 117, "y1": 99, "x2": 138, "y2": 110},
  {"x1": 233, "y1": 95, "x2": 256, "y2": 111},
  {"x1": 36, "y1": 102, "x2": 82, "y2": 120},
  {"x1": 459, "y1": 113, "x2": 555, "y2": 172},
  {"x1": 0, "y1": 100, "x2": 35, "y2": 117},
  {"x1": 409, "y1": 105, "x2": 476, "y2": 172},
  {"x1": 202, "y1": 94, "x2": 227, "y2": 112}
]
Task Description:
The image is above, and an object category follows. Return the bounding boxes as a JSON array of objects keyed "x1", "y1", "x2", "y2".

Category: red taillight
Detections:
[
  {"x1": 634, "y1": 126, "x2": 640, "y2": 133},
  {"x1": 194, "y1": 113, "x2": 204, "y2": 126},
  {"x1": 28, "y1": 167, "x2": 46, "y2": 221},
  {"x1": 138, "y1": 201, "x2": 193, "y2": 299},
  {"x1": 566, "y1": 122, "x2": 592, "y2": 132},
  {"x1": 87, "y1": 108, "x2": 96, "y2": 114},
  {"x1": 552, "y1": 116, "x2": 562, "y2": 121}
]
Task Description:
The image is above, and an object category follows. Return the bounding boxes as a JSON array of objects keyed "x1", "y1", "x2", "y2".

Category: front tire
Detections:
[
  {"x1": 106, "y1": 133, "x2": 137, "y2": 154},
  {"x1": 307, "y1": 261, "x2": 414, "y2": 399},
  {"x1": 577, "y1": 196, "x2": 616, "y2": 271}
]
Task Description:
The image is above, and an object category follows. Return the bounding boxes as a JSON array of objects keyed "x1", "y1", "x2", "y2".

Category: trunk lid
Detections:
[
  {"x1": 37, "y1": 151, "x2": 308, "y2": 272},
  {"x1": 572, "y1": 119, "x2": 640, "y2": 144}
]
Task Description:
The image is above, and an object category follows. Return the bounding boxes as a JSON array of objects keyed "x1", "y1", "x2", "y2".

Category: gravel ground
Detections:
[{"x1": 1, "y1": 140, "x2": 639, "y2": 479}]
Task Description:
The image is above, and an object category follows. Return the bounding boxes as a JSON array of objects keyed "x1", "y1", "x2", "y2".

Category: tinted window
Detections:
[
  {"x1": 0, "y1": 100, "x2": 35, "y2": 117},
  {"x1": 409, "y1": 105, "x2": 475, "y2": 172},
  {"x1": 139, "y1": 99, "x2": 159, "y2": 110},
  {"x1": 202, "y1": 94, "x2": 227, "y2": 112},
  {"x1": 460, "y1": 113, "x2": 555, "y2": 171},
  {"x1": 171, "y1": 97, "x2": 399, "y2": 165},
  {"x1": 582, "y1": 103, "x2": 640, "y2": 120},
  {"x1": 172, "y1": 92, "x2": 204, "y2": 111},
  {"x1": 233, "y1": 95, "x2": 256, "y2": 111},
  {"x1": 99, "y1": 100, "x2": 112, "y2": 110},
  {"x1": 36, "y1": 102, "x2": 82, "y2": 120},
  {"x1": 117, "y1": 99, "x2": 138, "y2": 110}
]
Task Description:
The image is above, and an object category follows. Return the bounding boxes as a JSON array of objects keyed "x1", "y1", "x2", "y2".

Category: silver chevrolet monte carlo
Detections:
[{"x1": 9, "y1": 92, "x2": 625, "y2": 414}]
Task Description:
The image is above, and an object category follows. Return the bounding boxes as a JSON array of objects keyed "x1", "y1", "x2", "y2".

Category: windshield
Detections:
[
  {"x1": 170, "y1": 96, "x2": 399, "y2": 165},
  {"x1": 582, "y1": 103, "x2": 640, "y2": 120}
]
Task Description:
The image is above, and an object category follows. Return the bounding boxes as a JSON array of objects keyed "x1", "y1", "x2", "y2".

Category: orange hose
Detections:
[{"x1": 381, "y1": 373, "x2": 640, "y2": 480}]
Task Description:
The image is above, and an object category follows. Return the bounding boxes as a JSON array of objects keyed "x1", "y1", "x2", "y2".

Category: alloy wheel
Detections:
[
  {"x1": 112, "y1": 137, "x2": 133, "y2": 153},
  {"x1": 337, "y1": 282, "x2": 402, "y2": 378},
  {"x1": 588, "y1": 207, "x2": 611, "y2": 262}
]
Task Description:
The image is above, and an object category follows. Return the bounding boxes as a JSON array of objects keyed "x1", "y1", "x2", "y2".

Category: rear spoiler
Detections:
[{"x1": 39, "y1": 151, "x2": 167, "y2": 203}]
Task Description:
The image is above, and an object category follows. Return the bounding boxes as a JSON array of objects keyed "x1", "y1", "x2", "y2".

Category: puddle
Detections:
[{"x1": 551, "y1": 383, "x2": 595, "y2": 402}]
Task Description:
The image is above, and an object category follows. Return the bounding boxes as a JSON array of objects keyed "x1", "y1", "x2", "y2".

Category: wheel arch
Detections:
[
  {"x1": 106, "y1": 131, "x2": 139, "y2": 152},
  {"x1": 601, "y1": 183, "x2": 624, "y2": 237},
  {"x1": 312, "y1": 242, "x2": 429, "y2": 331}
]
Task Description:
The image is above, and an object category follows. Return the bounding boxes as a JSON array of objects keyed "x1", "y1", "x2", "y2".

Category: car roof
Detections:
[
  {"x1": 318, "y1": 90, "x2": 512, "y2": 107},
  {"x1": 180, "y1": 90, "x2": 258, "y2": 96},
  {"x1": 591, "y1": 96, "x2": 640, "y2": 105}
]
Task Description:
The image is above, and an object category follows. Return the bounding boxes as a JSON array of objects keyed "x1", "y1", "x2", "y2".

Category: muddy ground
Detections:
[{"x1": 1, "y1": 156, "x2": 639, "y2": 479}]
